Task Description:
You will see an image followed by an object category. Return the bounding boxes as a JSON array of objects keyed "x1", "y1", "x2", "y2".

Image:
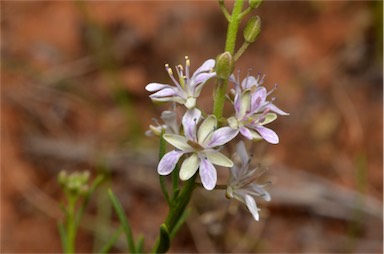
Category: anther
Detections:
[{"x1": 185, "y1": 56, "x2": 190, "y2": 67}]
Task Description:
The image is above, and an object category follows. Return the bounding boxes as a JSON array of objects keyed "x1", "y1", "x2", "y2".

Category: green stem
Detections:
[
  {"x1": 152, "y1": 175, "x2": 196, "y2": 253},
  {"x1": 66, "y1": 197, "x2": 77, "y2": 254},
  {"x1": 234, "y1": 41, "x2": 251, "y2": 61},
  {"x1": 225, "y1": 0, "x2": 245, "y2": 54},
  {"x1": 213, "y1": 0, "x2": 245, "y2": 120}
]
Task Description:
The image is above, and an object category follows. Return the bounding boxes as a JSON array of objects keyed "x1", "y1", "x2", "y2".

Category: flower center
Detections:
[{"x1": 187, "y1": 140, "x2": 204, "y2": 151}]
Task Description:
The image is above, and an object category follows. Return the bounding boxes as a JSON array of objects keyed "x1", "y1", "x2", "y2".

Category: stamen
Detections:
[
  {"x1": 267, "y1": 84, "x2": 278, "y2": 96},
  {"x1": 185, "y1": 56, "x2": 190, "y2": 67},
  {"x1": 165, "y1": 64, "x2": 173, "y2": 76}
]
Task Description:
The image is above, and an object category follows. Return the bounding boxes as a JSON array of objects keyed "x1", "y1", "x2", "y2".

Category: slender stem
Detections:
[
  {"x1": 238, "y1": 6, "x2": 252, "y2": 20},
  {"x1": 152, "y1": 175, "x2": 196, "y2": 253},
  {"x1": 159, "y1": 131, "x2": 171, "y2": 205},
  {"x1": 219, "y1": 1, "x2": 231, "y2": 22},
  {"x1": 213, "y1": 0, "x2": 245, "y2": 120},
  {"x1": 66, "y1": 197, "x2": 77, "y2": 254},
  {"x1": 234, "y1": 41, "x2": 250, "y2": 61},
  {"x1": 225, "y1": 0, "x2": 245, "y2": 54}
]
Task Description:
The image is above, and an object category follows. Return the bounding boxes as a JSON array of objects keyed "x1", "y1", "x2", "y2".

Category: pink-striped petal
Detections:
[
  {"x1": 149, "y1": 88, "x2": 178, "y2": 99},
  {"x1": 182, "y1": 108, "x2": 201, "y2": 141},
  {"x1": 145, "y1": 83, "x2": 172, "y2": 92},
  {"x1": 245, "y1": 194, "x2": 260, "y2": 221},
  {"x1": 255, "y1": 126, "x2": 279, "y2": 144},
  {"x1": 193, "y1": 59, "x2": 215, "y2": 76},
  {"x1": 266, "y1": 103, "x2": 289, "y2": 115},
  {"x1": 199, "y1": 157, "x2": 217, "y2": 190},
  {"x1": 207, "y1": 127, "x2": 238, "y2": 148},
  {"x1": 241, "y1": 76, "x2": 257, "y2": 90},
  {"x1": 239, "y1": 127, "x2": 253, "y2": 140},
  {"x1": 158, "y1": 150, "x2": 184, "y2": 175}
]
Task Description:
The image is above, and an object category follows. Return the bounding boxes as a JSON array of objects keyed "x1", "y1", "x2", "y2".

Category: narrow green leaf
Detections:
[
  {"x1": 98, "y1": 227, "x2": 123, "y2": 254},
  {"x1": 156, "y1": 224, "x2": 170, "y2": 253},
  {"x1": 135, "y1": 235, "x2": 145, "y2": 253},
  {"x1": 108, "y1": 189, "x2": 136, "y2": 253},
  {"x1": 75, "y1": 174, "x2": 105, "y2": 227},
  {"x1": 170, "y1": 209, "x2": 190, "y2": 239},
  {"x1": 58, "y1": 222, "x2": 68, "y2": 253}
]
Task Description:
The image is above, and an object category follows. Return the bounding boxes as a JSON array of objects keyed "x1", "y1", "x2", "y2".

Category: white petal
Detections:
[
  {"x1": 163, "y1": 134, "x2": 191, "y2": 151},
  {"x1": 192, "y1": 72, "x2": 216, "y2": 87},
  {"x1": 158, "y1": 150, "x2": 184, "y2": 175},
  {"x1": 207, "y1": 127, "x2": 238, "y2": 147},
  {"x1": 182, "y1": 108, "x2": 201, "y2": 140},
  {"x1": 255, "y1": 126, "x2": 279, "y2": 144},
  {"x1": 245, "y1": 194, "x2": 260, "y2": 221},
  {"x1": 260, "y1": 113, "x2": 277, "y2": 125},
  {"x1": 145, "y1": 83, "x2": 171, "y2": 92},
  {"x1": 197, "y1": 115, "x2": 216, "y2": 145},
  {"x1": 193, "y1": 59, "x2": 215, "y2": 76},
  {"x1": 266, "y1": 103, "x2": 289, "y2": 115},
  {"x1": 179, "y1": 153, "x2": 199, "y2": 180},
  {"x1": 250, "y1": 87, "x2": 267, "y2": 112},
  {"x1": 184, "y1": 97, "x2": 196, "y2": 109},
  {"x1": 241, "y1": 76, "x2": 257, "y2": 90},
  {"x1": 235, "y1": 141, "x2": 249, "y2": 165},
  {"x1": 249, "y1": 129, "x2": 263, "y2": 140},
  {"x1": 239, "y1": 90, "x2": 251, "y2": 118},
  {"x1": 205, "y1": 150, "x2": 233, "y2": 167},
  {"x1": 149, "y1": 88, "x2": 178, "y2": 98},
  {"x1": 199, "y1": 157, "x2": 217, "y2": 190}
]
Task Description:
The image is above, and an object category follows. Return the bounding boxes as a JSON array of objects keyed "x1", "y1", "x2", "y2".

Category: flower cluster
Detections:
[{"x1": 146, "y1": 57, "x2": 287, "y2": 220}]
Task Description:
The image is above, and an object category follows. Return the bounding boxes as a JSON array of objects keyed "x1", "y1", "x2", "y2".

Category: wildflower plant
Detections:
[
  {"x1": 57, "y1": 0, "x2": 288, "y2": 253},
  {"x1": 144, "y1": 0, "x2": 288, "y2": 252}
]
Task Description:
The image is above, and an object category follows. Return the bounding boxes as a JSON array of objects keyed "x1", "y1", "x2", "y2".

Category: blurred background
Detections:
[{"x1": 1, "y1": 1, "x2": 383, "y2": 253}]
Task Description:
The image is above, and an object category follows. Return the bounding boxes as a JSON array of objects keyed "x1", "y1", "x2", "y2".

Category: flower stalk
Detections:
[{"x1": 213, "y1": 0, "x2": 245, "y2": 120}]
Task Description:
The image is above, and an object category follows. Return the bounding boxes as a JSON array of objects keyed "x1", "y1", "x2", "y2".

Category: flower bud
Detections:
[
  {"x1": 243, "y1": 16, "x2": 261, "y2": 43},
  {"x1": 215, "y1": 52, "x2": 235, "y2": 80},
  {"x1": 249, "y1": 0, "x2": 262, "y2": 9}
]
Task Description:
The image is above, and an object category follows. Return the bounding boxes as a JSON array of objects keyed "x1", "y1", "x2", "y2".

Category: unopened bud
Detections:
[
  {"x1": 215, "y1": 52, "x2": 235, "y2": 80},
  {"x1": 249, "y1": 0, "x2": 262, "y2": 9},
  {"x1": 58, "y1": 170, "x2": 68, "y2": 185},
  {"x1": 243, "y1": 16, "x2": 261, "y2": 43}
]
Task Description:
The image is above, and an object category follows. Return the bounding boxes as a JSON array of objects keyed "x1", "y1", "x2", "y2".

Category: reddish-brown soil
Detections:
[{"x1": 1, "y1": 1, "x2": 382, "y2": 253}]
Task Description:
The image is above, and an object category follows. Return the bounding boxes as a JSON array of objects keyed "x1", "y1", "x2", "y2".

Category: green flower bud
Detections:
[
  {"x1": 58, "y1": 170, "x2": 68, "y2": 186},
  {"x1": 249, "y1": 0, "x2": 262, "y2": 9},
  {"x1": 215, "y1": 52, "x2": 235, "y2": 80},
  {"x1": 243, "y1": 16, "x2": 261, "y2": 43}
]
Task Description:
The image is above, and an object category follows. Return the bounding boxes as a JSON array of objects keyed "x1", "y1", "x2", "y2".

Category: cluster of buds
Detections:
[
  {"x1": 145, "y1": 56, "x2": 287, "y2": 220},
  {"x1": 58, "y1": 170, "x2": 90, "y2": 197}
]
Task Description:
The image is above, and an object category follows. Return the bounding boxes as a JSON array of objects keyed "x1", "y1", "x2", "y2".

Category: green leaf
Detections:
[
  {"x1": 156, "y1": 224, "x2": 170, "y2": 253},
  {"x1": 58, "y1": 222, "x2": 68, "y2": 253},
  {"x1": 135, "y1": 235, "x2": 145, "y2": 253},
  {"x1": 98, "y1": 227, "x2": 123, "y2": 254},
  {"x1": 108, "y1": 189, "x2": 136, "y2": 253},
  {"x1": 170, "y1": 209, "x2": 190, "y2": 239},
  {"x1": 75, "y1": 174, "x2": 105, "y2": 227}
]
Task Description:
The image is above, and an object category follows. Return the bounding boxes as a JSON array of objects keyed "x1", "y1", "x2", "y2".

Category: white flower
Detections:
[
  {"x1": 158, "y1": 108, "x2": 238, "y2": 190},
  {"x1": 226, "y1": 141, "x2": 271, "y2": 221},
  {"x1": 146, "y1": 105, "x2": 180, "y2": 136},
  {"x1": 145, "y1": 57, "x2": 216, "y2": 109},
  {"x1": 228, "y1": 73, "x2": 289, "y2": 144}
]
